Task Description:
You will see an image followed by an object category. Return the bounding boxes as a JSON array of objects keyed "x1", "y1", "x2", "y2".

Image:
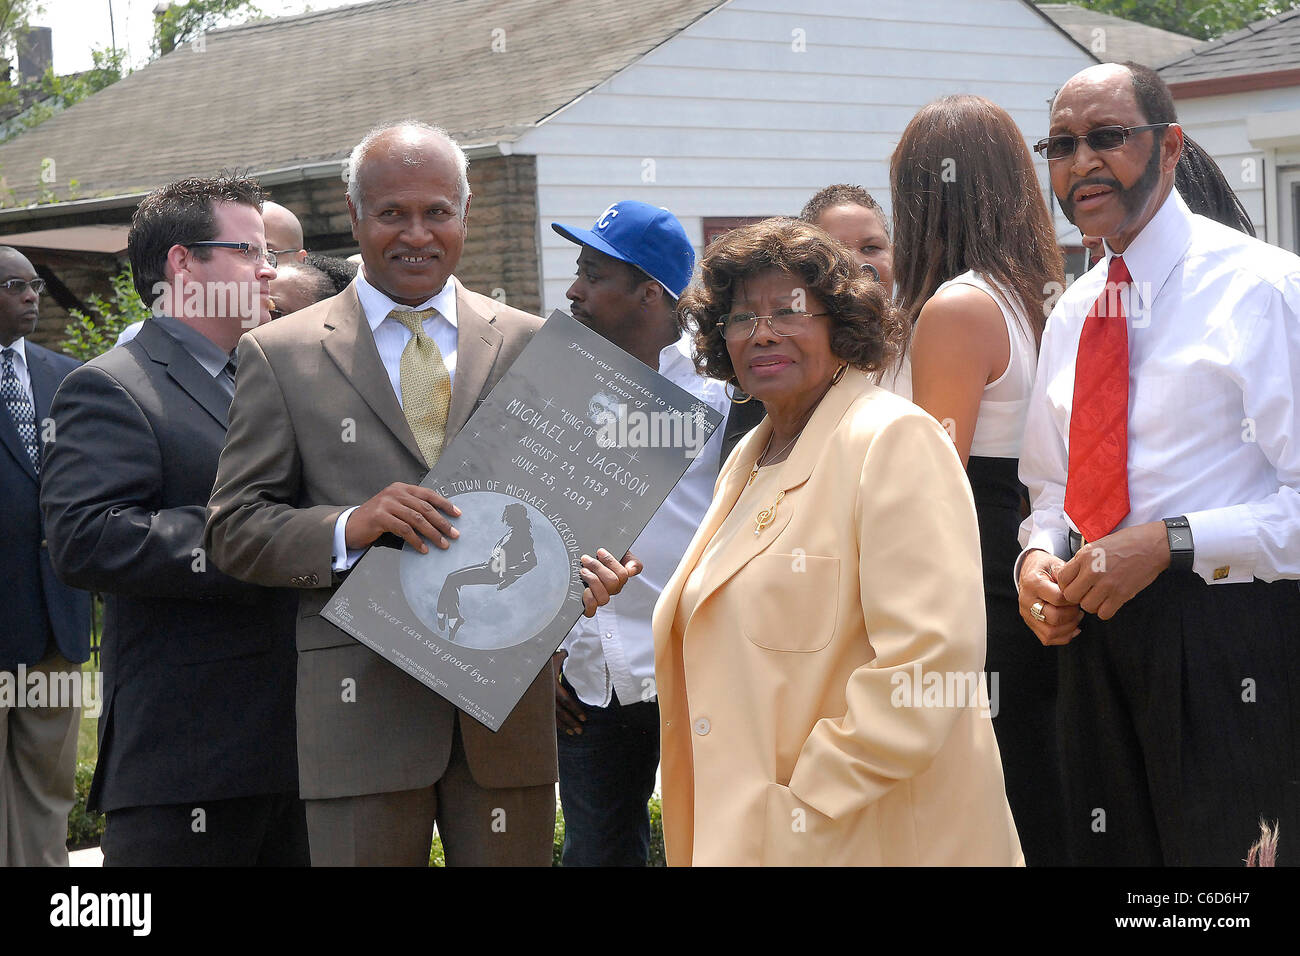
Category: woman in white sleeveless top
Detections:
[{"x1": 890, "y1": 94, "x2": 1068, "y2": 865}]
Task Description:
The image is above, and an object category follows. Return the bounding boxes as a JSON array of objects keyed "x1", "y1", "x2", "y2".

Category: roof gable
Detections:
[
  {"x1": 0, "y1": 0, "x2": 727, "y2": 205},
  {"x1": 1037, "y1": 2, "x2": 1200, "y2": 65}
]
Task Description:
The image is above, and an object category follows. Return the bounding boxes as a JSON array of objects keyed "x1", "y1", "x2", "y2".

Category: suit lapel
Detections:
[
  {"x1": 446, "y1": 278, "x2": 504, "y2": 439},
  {"x1": 321, "y1": 284, "x2": 427, "y2": 468},
  {"x1": 137, "y1": 320, "x2": 231, "y2": 429}
]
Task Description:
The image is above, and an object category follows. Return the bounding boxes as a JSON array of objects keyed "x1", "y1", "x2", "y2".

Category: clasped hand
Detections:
[{"x1": 1018, "y1": 521, "x2": 1170, "y2": 645}]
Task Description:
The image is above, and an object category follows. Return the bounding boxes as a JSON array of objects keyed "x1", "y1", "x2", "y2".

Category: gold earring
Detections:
[
  {"x1": 725, "y1": 380, "x2": 754, "y2": 404},
  {"x1": 830, "y1": 363, "x2": 848, "y2": 386}
]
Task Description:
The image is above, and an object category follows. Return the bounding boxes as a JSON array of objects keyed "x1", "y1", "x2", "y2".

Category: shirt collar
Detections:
[
  {"x1": 1101, "y1": 188, "x2": 1193, "y2": 313},
  {"x1": 2, "y1": 337, "x2": 27, "y2": 367},
  {"x1": 355, "y1": 268, "x2": 459, "y2": 333},
  {"x1": 150, "y1": 315, "x2": 231, "y2": 379},
  {"x1": 657, "y1": 330, "x2": 697, "y2": 370}
]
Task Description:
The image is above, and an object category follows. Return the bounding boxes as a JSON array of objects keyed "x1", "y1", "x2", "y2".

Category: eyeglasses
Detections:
[
  {"x1": 184, "y1": 241, "x2": 277, "y2": 268},
  {"x1": 0, "y1": 278, "x2": 46, "y2": 295},
  {"x1": 1033, "y1": 124, "x2": 1171, "y2": 162},
  {"x1": 716, "y1": 309, "x2": 831, "y2": 342},
  {"x1": 269, "y1": 248, "x2": 301, "y2": 257}
]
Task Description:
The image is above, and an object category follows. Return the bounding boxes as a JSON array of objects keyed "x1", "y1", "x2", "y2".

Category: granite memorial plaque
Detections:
[{"x1": 322, "y1": 310, "x2": 723, "y2": 730}]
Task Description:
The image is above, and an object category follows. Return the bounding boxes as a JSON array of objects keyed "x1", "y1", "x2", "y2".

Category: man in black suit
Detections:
[
  {"x1": 0, "y1": 247, "x2": 91, "y2": 866},
  {"x1": 40, "y1": 177, "x2": 306, "y2": 866}
]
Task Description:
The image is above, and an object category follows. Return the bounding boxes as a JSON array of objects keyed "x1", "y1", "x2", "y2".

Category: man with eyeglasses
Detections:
[
  {"x1": 0, "y1": 247, "x2": 91, "y2": 866},
  {"x1": 1016, "y1": 62, "x2": 1300, "y2": 866},
  {"x1": 40, "y1": 177, "x2": 307, "y2": 866}
]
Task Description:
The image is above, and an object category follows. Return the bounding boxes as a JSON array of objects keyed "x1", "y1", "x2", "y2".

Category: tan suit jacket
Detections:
[
  {"x1": 652, "y1": 368, "x2": 1023, "y2": 866},
  {"x1": 205, "y1": 278, "x2": 551, "y2": 800}
]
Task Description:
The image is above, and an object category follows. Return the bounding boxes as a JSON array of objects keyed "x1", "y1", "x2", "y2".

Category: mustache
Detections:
[{"x1": 1067, "y1": 177, "x2": 1122, "y2": 202}]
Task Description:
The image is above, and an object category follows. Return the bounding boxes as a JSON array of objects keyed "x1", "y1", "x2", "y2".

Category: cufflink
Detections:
[{"x1": 1213, "y1": 566, "x2": 1230, "y2": 580}]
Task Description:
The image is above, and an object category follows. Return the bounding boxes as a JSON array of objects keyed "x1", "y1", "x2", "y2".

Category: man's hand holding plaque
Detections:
[{"x1": 346, "y1": 481, "x2": 640, "y2": 612}]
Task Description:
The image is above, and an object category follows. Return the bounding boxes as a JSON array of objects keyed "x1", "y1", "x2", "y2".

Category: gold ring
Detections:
[{"x1": 1030, "y1": 601, "x2": 1047, "y2": 623}]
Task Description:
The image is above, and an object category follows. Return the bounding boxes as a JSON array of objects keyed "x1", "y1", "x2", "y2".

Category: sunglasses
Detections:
[
  {"x1": 0, "y1": 278, "x2": 46, "y2": 295},
  {"x1": 1033, "y1": 123, "x2": 1171, "y2": 162}
]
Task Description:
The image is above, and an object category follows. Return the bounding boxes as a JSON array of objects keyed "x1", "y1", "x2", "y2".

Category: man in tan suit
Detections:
[{"x1": 206, "y1": 122, "x2": 635, "y2": 866}]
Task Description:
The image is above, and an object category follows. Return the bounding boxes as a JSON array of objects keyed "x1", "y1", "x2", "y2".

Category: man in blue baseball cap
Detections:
[{"x1": 548, "y1": 201, "x2": 728, "y2": 866}]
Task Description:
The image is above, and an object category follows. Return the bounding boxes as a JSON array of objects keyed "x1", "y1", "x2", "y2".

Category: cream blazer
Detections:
[{"x1": 652, "y1": 368, "x2": 1023, "y2": 866}]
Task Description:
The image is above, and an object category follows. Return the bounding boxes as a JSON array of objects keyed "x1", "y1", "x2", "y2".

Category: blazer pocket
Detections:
[
  {"x1": 296, "y1": 592, "x2": 357, "y2": 652},
  {"x1": 739, "y1": 554, "x2": 839, "y2": 652}
]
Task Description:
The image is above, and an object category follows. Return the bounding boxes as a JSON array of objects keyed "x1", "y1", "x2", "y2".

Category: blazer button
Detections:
[
  {"x1": 40, "y1": 538, "x2": 47, "y2": 548},
  {"x1": 692, "y1": 716, "x2": 711, "y2": 736}
]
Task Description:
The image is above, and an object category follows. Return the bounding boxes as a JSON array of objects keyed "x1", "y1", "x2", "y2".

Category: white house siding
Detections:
[
  {"x1": 514, "y1": 0, "x2": 1097, "y2": 313},
  {"x1": 1172, "y1": 86, "x2": 1300, "y2": 248}
]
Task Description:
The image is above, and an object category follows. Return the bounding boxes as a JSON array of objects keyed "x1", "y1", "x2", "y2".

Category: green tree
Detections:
[
  {"x1": 1038, "y1": 0, "x2": 1300, "y2": 41},
  {"x1": 1, "y1": 45, "x2": 126, "y2": 142},
  {"x1": 0, "y1": 0, "x2": 40, "y2": 110},
  {"x1": 153, "y1": 0, "x2": 263, "y2": 57}
]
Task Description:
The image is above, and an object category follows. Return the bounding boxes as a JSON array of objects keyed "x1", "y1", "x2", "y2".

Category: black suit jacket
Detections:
[
  {"x1": 1, "y1": 341, "x2": 90, "y2": 672},
  {"x1": 40, "y1": 320, "x2": 298, "y2": 814}
]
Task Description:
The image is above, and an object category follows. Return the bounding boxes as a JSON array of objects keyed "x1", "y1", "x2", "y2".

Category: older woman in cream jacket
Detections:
[{"x1": 653, "y1": 219, "x2": 1022, "y2": 866}]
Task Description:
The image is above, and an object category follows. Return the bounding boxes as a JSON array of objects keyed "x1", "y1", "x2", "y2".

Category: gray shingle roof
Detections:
[
  {"x1": 1037, "y1": 3, "x2": 1200, "y2": 66},
  {"x1": 0, "y1": 0, "x2": 727, "y2": 205},
  {"x1": 1159, "y1": 7, "x2": 1300, "y2": 84}
]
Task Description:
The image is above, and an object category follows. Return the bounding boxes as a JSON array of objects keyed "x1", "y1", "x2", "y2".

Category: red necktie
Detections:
[{"x1": 1064, "y1": 255, "x2": 1132, "y2": 542}]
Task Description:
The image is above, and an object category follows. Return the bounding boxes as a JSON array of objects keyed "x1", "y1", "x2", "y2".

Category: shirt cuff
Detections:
[
  {"x1": 1012, "y1": 529, "x2": 1070, "y2": 589},
  {"x1": 332, "y1": 506, "x2": 365, "y2": 572},
  {"x1": 1184, "y1": 505, "x2": 1256, "y2": 585}
]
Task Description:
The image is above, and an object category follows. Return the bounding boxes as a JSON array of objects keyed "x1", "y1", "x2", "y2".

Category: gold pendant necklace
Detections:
[{"x1": 754, "y1": 491, "x2": 785, "y2": 536}]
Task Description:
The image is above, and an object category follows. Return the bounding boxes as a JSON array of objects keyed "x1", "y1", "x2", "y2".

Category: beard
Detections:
[{"x1": 1059, "y1": 136, "x2": 1163, "y2": 226}]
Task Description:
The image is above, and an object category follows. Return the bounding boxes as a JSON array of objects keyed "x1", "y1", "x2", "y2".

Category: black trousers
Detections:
[
  {"x1": 101, "y1": 792, "x2": 309, "y2": 866},
  {"x1": 1059, "y1": 571, "x2": 1300, "y2": 866}
]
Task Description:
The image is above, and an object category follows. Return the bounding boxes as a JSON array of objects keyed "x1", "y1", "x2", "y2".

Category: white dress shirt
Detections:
[
  {"x1": 1, "y1": 337, "x2": 32, "y2": 401},
  {"x1": 331, "y1": 270, "x2": 460, "y2": 571},
  {"x1": 560, "y1": 332, "x2": 729, "y2": 707},
  {"x1": 1018, "y1": 189, "x2": 1300, "y2": 586}
]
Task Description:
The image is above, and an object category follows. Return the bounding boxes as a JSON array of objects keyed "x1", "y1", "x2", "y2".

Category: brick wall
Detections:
[{"x1": 4, "y1": 152, "x2": 542, "y2": 354}]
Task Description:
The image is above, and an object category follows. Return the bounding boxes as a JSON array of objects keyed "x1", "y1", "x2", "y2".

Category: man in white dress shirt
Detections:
[
  {"x1": 1017, "y1": 62, "x2": 1300, "y2": 865},
  {"x1": 550, "y1": 201, "x2": 727, "y2": 865}
]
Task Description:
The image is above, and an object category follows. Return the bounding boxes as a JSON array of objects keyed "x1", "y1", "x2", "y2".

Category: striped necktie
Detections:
[
  {"x1": 391, "y1": 308, "x2": 452, "y2": 468},
  {"x1": 2, "y1": 347, "x2": 40, "y2": 473}
]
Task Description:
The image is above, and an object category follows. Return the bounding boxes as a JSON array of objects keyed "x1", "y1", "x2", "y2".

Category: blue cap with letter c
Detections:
[{"x1": 552, "y1": 201, "x2": 695, "y2": 299}]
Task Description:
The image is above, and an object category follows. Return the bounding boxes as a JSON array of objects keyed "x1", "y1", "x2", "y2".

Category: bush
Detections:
[
  {"x1": 65, "y1": 760, "x2": 105, "y2": 851},
  {"x1": 61, "y1": 266, "x2": 151, "y2": 362}
]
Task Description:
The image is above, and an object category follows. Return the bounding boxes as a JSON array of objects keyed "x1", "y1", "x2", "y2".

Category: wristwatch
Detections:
[{"x1": 1162, "y1": 516, "x2": 1194, "y2": 572}]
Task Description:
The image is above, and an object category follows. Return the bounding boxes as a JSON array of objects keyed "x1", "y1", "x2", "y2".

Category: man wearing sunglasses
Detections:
[
  {"x1": 0, "y1": 247, "x2": 91, "y2": 866},
  {"x1": 1017, "y1": 62, "x2": 1300, "y2": 866},
  {"x1": 40, "y1": 177, "x2": 306, "y2": 866}
]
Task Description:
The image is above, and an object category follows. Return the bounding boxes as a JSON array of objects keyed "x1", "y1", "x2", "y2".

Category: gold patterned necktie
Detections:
[{"x1": 391, "y1": 308, "x2": 452, "y2": 468}]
